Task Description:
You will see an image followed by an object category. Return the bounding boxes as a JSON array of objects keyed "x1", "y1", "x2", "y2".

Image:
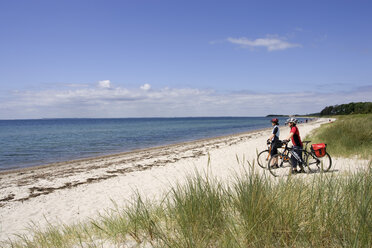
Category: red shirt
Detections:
[{"x1": 290, "y1": 126, "x2": 303, "y2": 147}]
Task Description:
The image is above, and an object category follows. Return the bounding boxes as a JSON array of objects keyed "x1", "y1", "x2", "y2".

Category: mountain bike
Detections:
[
  {"x1": 267, "y1": 140, "x2": 332, "y2": 177},
  {"x1": 257, "y1": 140, "x2": 289, "y2": 169}
]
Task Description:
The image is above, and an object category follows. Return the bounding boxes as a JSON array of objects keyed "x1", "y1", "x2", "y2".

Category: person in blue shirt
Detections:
[{"x1": 268, "y1": 118, "x2": 280, "y2": 168}]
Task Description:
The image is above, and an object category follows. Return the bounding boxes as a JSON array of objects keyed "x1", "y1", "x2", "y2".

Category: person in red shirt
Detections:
[{"x1": 284, "y1": 118, "x2": 305, "y2": 174}]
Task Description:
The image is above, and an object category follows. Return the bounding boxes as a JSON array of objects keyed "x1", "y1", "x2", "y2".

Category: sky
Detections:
[{"x1": 0, "y1": 0, "x2": 371, "y2": 119}]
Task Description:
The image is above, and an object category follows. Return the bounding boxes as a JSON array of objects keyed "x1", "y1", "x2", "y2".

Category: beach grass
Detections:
[
  {"x1": 6, "y1": 163, "x2": 372, "y2": 248},
  {"x1": 305, "y1": 114, "x2": 372, "y2": 159}
]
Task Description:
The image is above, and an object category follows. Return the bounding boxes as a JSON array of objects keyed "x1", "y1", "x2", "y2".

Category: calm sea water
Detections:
[{"x1": 0, "y1": 117, "x2": 299, "y2": 170}]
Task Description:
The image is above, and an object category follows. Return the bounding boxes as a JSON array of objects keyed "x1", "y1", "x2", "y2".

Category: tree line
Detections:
[{"x1": 320, "y1": 102, "x2": 372, "y2": 116}]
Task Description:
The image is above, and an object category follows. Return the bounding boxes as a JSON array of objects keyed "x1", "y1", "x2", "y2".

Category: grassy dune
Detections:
[
  {"x1": 5, "y1": 115, "x2": 372, "y2": 248},
  {"x1": 305, "y1": 114, "x2": 372, "y2": 159},
  {"x1": 7, "y1": 166, "x2": 371, "y2": 248}
]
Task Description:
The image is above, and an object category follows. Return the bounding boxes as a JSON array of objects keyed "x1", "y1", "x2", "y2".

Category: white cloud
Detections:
[
  {"x1": 140, "y1": 83, "x2": 151, "y2": 91},
  {"x1": 0, "y1": 84, "x2": 371, "y2": 119},
  {"x1": 98, "y1": 80, "x2": 111, "y2": 88},
  {"x1": 227, "y1": 36, "x2": 301, "y2": 51}
]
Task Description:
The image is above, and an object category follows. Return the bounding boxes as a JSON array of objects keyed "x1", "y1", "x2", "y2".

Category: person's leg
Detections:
[
  {"x1": 297, "y1": 148, "x2": 305, "y2": 172},
  {"x1": 270, "y1": 145, "x2": 278, "y2": 168},
  {"x1": 290, "y1": 154, "x2": 298, "y2": 172},
  {"x1": 291, "y1": 146, "x2": 301, "y2": 173}
]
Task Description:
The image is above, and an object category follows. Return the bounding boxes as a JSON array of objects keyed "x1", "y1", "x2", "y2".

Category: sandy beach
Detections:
[{"x1": 0, "y1": 118, "x2": 369, "y2": 242}]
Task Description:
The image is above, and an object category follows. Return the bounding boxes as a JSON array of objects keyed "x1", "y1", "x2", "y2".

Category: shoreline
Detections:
[
  {"x1": 0, "y1": 126, "x2": 272, "y2": 175},
  {"x1": 1, "y1": 117, "x2": 368, "y2": 242},
  {"x1": 0, "y1": 125, "x2": 276, "y2": 210}
]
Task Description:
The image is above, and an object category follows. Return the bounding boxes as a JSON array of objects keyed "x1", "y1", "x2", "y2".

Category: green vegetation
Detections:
[
  {"x1": 305, "y1": 114, "x2": 372, "y2": 159},
  {"x1": 320, "y1": 102, "x2": 372, "y2": 116},
  {"x1": 269, "y1": 102, "x2": 372, "y2": 117},
  {"x1": 5, "y1": 164, "x2": 372, "y2": 248}
]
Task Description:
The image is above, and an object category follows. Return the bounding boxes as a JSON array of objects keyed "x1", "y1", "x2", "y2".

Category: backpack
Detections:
[{"x1": 311, "y1": 143, "x2": 327, "y2": 157}]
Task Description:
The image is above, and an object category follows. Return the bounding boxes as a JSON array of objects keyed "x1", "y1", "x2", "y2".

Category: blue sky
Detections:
[{"x1": 0, "y1": 0, "x2": 371, "y2": 119}]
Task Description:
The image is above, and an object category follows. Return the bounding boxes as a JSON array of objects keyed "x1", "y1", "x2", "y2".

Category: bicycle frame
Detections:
[
  {"x1": 279, "y1": 141, "x2": 311, "y2": 166},
  {"x1": 289, "y1": 148, "x2": 303, "y2": 164},
  {"x1": 264, "y1": 144, "x2": 289, "y2": 161}
]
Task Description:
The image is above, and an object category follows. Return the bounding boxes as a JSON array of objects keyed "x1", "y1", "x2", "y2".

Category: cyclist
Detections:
[
  {"x1": 284, "y1": 118, "x2": 305, "y2": 174},
  {"x1": 268, "y1": 118, "x2": 280, "y2": 168}
]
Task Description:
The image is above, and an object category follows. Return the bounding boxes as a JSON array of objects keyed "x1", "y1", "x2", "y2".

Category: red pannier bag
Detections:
[{"x1": 311, "y1": 143, "x2": 327, "y2": 158}]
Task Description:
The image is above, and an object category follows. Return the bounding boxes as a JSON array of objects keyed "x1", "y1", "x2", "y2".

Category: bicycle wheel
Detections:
[
  {"x1": 268, "y1": 153, "x2": 292, "y2": 177},
  {"x1": 306, "y1": 152, "x2": 332, "y2": 173},
  {"x1": 257, "y1": 150, "x2": 270, "y2": 168}
]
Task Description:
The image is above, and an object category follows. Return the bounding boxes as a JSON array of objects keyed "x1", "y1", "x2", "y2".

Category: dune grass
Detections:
[
  {"x1": 5, "y1": 163, "x2": 372, "y2": 248},
  {"x1": 305, "y1": 114, "x2": 372, "y2": 159}
]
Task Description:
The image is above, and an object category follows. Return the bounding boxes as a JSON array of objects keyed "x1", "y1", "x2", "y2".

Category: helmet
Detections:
[
  {"x1": 286, "y1": 117, "x2": 298, "y2": 124},
  {"x1": 271, "y1": 118, "x2": 279, "y2": 124}
]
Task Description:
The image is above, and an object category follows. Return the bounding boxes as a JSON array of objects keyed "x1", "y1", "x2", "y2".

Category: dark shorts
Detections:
[
  {"x1": 270, "y1": 141, "x2": 279, "y2": 156},
  {"x1": 270, "y1": 145, "x2": 278, "y2": 156}
]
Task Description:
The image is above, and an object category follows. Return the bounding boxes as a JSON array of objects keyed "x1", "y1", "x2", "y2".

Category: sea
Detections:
[{"x1": 0, "y1": 117, "x2": 305, "y2": 171}]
